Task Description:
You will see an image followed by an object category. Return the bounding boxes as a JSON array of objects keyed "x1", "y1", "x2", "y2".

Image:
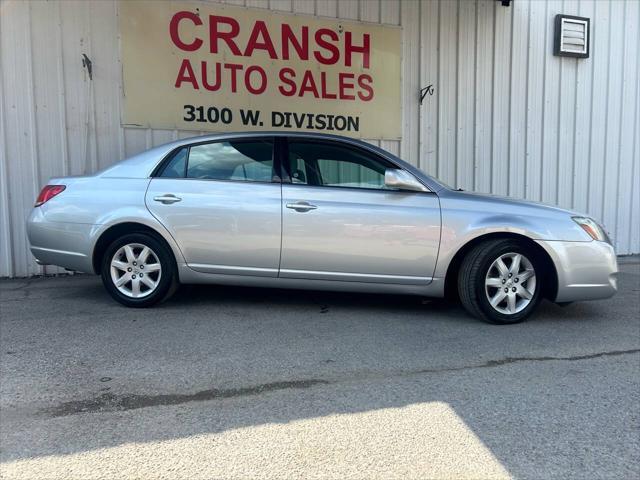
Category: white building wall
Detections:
[{"x1": 1, "y1": 0, "x2": 638, "y2": 277}]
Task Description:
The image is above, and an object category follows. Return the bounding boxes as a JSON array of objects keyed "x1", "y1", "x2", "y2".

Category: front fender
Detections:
[
  {"x1": 433, "y1": 192, "x2": 591, "y2": 279},
  {"x1": 434, "y1": 222, "x2": 546, "y2": 279}
]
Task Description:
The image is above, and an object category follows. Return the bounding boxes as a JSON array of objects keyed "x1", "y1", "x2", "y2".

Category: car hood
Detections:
[
  {"x1": 437, "y1": 188, "x2": 595, "y2": 242},
  {"x1": 447, "y1": 190, "x2": 585, "y2": 217}
]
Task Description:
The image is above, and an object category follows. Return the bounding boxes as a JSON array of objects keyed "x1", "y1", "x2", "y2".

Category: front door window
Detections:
[{"x1": 286, "y1": 141, "x2": 394, "y2": 190}]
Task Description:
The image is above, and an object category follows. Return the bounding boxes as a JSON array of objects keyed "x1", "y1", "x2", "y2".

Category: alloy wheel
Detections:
[
  {"x1": 484, "y1": 252, "x2": 537, "y2": 315},
  {"x1": 110, "y1": 243, "x2": 162, "y2": 298}
]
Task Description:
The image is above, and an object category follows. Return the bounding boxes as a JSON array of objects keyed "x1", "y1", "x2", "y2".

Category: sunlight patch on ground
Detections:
[{"x1": 1, "y1": 402, "x2": 510, "y2": 479}]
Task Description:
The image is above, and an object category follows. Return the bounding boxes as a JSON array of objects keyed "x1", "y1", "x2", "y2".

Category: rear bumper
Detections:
[
  {"x1": 26, "y1": 208, "x2": 96, "y2": 273},
  {"x1": 536, "y1": 239, "x2": 618, "y2": 302}
]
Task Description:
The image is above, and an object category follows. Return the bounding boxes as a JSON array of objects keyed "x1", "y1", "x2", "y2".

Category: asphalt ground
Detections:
[{"x1": 0, "y1": 259, "x2": 638, "y2": 479}]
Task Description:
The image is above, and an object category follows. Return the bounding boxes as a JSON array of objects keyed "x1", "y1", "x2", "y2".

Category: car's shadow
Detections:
[
  {"x1": 174, "y1": 282, "x2": 465, "y2": 315},
  {"x1": 53, "y1": 273, "x2": 613, "y2": 326},
  {"x1": 152, "y1": 280, "x2": 617, "y2": 327}
]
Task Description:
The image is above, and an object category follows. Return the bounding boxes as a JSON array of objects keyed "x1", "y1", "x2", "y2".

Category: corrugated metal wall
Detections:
[{"x1": 1, "y1": 0, "x2": 638, "y2": 277}]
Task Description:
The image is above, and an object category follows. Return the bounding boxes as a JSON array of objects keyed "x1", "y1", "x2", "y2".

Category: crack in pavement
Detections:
[
  {"x1": 416, "y1": 348, "x2": 640, "y2": 374},
  {"x1": 43, "y1": 348, "x2": 640, "y2": 417}
]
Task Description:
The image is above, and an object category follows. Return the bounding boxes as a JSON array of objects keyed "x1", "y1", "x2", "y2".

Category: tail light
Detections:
[{"x1": 35, "y1": 185, "x2": 66, "y2": 207}]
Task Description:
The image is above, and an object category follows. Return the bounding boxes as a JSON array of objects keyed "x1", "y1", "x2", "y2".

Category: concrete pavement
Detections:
[{"x1": 1, "y1": 259, "x2": 638, "y2": 479}]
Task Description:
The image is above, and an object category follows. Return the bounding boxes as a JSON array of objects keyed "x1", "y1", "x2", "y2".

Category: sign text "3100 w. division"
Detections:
[{"x1": 183, "y1": 105, "x2": 361, "y2": 133}]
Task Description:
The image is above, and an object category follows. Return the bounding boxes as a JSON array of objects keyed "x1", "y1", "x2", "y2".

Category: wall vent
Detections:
[{"x1": 554, "y1": 15, "x2": 590, "y2": 58}]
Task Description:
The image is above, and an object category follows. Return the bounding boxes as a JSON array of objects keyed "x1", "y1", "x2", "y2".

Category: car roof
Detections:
[
  {"x1": 152, "y1": 131, "x2": 387, "y2": 149},
  {"x1": 98, "y1": 131, "x2": 448, "y2": 193}
]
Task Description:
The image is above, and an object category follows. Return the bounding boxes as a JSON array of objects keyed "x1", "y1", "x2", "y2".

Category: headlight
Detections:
[{"x1": 572, "y1": 216, "x2": 611, "y2": 243}]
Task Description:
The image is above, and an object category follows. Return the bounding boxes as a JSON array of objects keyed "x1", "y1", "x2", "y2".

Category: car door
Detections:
[
  {"x1": 145, "y1": 137, "x2": 282, "y2": 277},
  {"x1": 280, "y1": 139, "x2": 441, "y2": 284}
]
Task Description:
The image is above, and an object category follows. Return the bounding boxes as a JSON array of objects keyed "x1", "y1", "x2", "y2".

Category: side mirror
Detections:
[{"x1": 384, "y1": 169, "x2": 429, "y2": 192}]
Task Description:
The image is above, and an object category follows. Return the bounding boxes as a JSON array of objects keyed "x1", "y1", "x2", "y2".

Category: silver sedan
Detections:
[{"x1": 26, "y1": 132, "x2": 617, "y2": 324}]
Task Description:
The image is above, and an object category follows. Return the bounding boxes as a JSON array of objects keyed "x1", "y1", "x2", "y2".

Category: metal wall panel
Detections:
[
  {"x1": 420, "y1": 0, "x2": 439, "y2": 176},
  {"x1": 1, "y1": 0, "x2": 639, "y2": 277},
  {"x1": 474, "y1": 0, "x2": 495, "y2": 194}
]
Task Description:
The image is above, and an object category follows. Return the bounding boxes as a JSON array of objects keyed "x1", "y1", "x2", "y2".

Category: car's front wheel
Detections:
[
  {"x1": 458, "y1": 239, "x2": 542, "y2": 324},
  {"x1": 101, "y1": 232, "x2": 178, "y2": 307}
]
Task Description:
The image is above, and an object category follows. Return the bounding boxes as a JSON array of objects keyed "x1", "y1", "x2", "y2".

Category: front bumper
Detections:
[{"x1": 536, "y1": 239, "x2": 618, "y2": 302}]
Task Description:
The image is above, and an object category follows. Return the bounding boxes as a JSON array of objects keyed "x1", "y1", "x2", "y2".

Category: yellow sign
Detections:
[{"x1": 119, "y1": 1, "x2": 402, "y2": 139}]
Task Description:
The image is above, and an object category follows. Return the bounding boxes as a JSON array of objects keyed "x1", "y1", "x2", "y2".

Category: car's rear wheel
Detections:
[
  {"x1": 458, "y1": 239, "x2": 542, "y2": 324},
  {"x1": 101, "y1": 232, "x2": 178, "y2": 307}
]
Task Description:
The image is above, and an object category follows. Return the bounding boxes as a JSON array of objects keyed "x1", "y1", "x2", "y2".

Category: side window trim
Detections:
[
  {"x1": 273, "y1": 136, "x2": 286, "y2": 183},
  {"x1": 183, "y1": 146, "x2": 190, "y2": 178}
]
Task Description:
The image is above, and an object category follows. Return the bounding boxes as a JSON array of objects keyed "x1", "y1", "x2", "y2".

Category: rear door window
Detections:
[
  {"x1": 187, "y1": 140, "x2": 274, "y2": 182},
  {"x1": 156, "y1": 139, "x2": 275, "y2": 182}
]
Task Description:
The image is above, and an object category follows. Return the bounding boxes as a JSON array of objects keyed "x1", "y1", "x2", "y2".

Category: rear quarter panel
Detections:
[{"x1": 29, "y1": 177, "x2": 187, "y2": 273}]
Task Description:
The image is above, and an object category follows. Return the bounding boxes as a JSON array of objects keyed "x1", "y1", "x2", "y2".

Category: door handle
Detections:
[
  {"x1": 286, "y1": 201, "x2": 317, "y2": 212},
  {"x1": 153, "y1": 194, "x2": 182, "y2": 204}
]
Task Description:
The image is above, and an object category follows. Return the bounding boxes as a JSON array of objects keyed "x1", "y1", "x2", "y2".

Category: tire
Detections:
[
  {"x1": 458, "y1": 239, "x2": 543, "y2": 324},
  {"x1": 100, "y1": 232, "x2": 178, "y2": 308}
]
